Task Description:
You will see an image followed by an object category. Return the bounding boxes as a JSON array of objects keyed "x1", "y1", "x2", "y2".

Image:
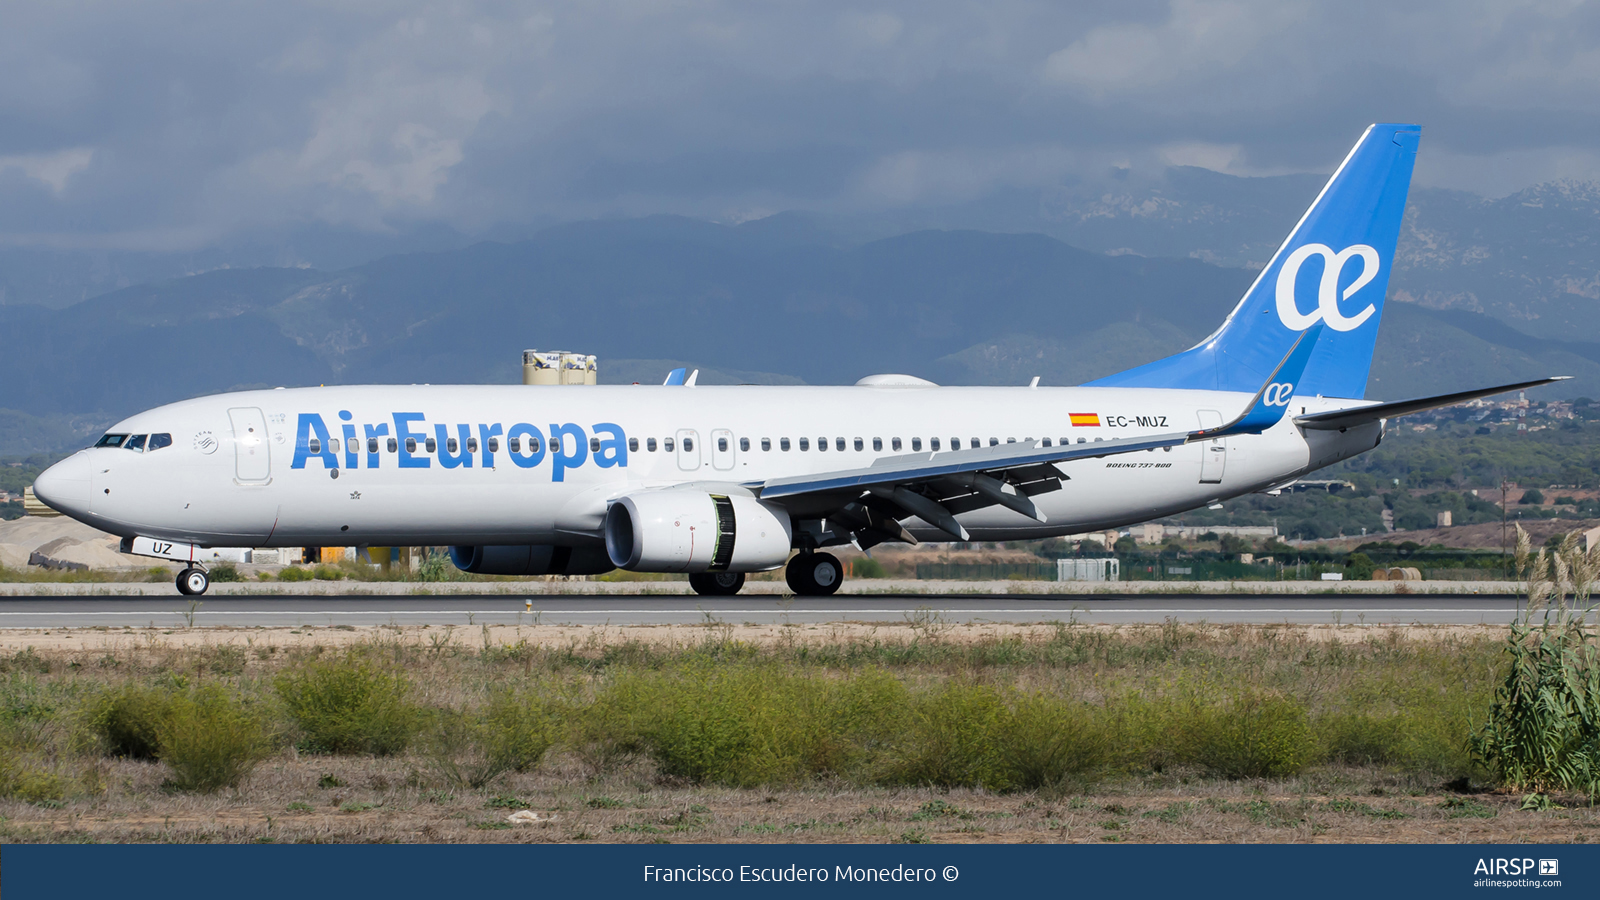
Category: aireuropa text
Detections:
[{"x1": 642, "y1": 865, "x2": 942, "y2": 883}]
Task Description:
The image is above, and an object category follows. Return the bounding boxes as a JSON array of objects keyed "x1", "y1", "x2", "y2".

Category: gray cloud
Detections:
[{"x1": 4, "y1": 0, "x2": 1599, "y2": 249}]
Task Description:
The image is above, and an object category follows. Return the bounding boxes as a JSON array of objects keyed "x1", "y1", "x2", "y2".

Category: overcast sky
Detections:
[{"x1": 3, "y1": 0, "x2": 1599, "y2": 251}]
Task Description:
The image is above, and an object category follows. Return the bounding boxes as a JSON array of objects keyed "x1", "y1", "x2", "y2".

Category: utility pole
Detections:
[{"x1": 1500, "y1": 478, "x2": 1509, "y2": 581}]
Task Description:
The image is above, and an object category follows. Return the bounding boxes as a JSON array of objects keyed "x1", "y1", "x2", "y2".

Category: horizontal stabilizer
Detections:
[{"x1": 1295, "y1": 377, "x2": 1571, "y2": 431}]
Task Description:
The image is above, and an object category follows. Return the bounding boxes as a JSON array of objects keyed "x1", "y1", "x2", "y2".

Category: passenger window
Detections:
[
  {"x1": 990, "y1": 438, "x2": 999, "y2": 446},
  {"x1": 306, "y1": 437, "x2": 319, "y2": 454},
  {"x1": 683, "y1": 437, "x2": 694, "y2": 452},
  {"x1": 149, "y1": 433, "x2": 173, "y2": 451},
  {"x1": 911, "y1": 438, "x2": 922, "y2": 451},
  {"x1": 798, "y1": 438, "x2": 809, "y2": 451},
  {"x1": 628, "y1": 438, "x2": 639, "y2": 452},
  {"x1": 509, "y1": 437, "x2": 521, "y2": 453},
  {"x1": 853, "y1": 437, "x2": 863, "y2": 451},
  {"x1": 1093, "y1": 437, "x2": 1104, "y2": 443},
  {"x1": 872, "y1": 437, "x2": 882, "y2": 451},
  {"x1": 488, "y1": 437, "x2": 499, "y2": 453},
  {"x1": 447, "y1": 438, "x2": 458, "y2": 454},
  {"x1": 125, "y1": 434, "x2": 148, "y2": 452},
  {"x1": 406, "y1": 438, "x2": 417, "y2": 453},
  {"x1": 388, "y1": 438, "x2": 398, "y2": 453},
  {"x1": 1006, "y1": 437, "x2": 1016, "y2": 444},
  {"x1": 931, "y1": 437, "x2": 940, "y2": 451},
  {"x1": 817, "y1": 437, "x2": 827, "y2": 452},
  {"x1": 95, "y1": 434, "x2": 129, "y2": 448},
  {"x1": 467, "y1": 437, "x2": 478, "y2": 453},
  {"x1": 1078, "y1": 437, "x2": 1087, "y2": 444},
  {"x1": 589, "y1": 437, "x2": 600, "y2": 452},
  {"x1": 425, "y1": 438, "x2": 437, "y2": 453},
  {"x1": 835, "y1": 437, "x2": 845, "y2": 452},
  {"x1": 717, "y1": 437, "x2": 728, "y2": 452},
  {"x1": 665, "y1": 438, "x2": 675, "y2": 452},
  {"x1": 740, "y1": 437, "x2": 750, "y2": 452},
  {"x1": 780, "y1": 438, "x2": 790, "y2": 451},
  {"x1": 1042, "y1": 438, "x2": 1052, "y2": 447},
  {"x1": 891, "y1": 437, "x2": 901, "y2": 451},
  {"x1": 971, "y1": 438, "x2": 980, "y2": 449},
  {"x1": 368, "y1": 438, "x2": 379, "y2": 453},
  {"x1": 529, "y1": 437, "x2": 541, "y2": 453},
  {"x1": 647, "y1": 438, "x2": 657, "y2": 452},
  {"x1": 761, "y1": 438, "x2": 771, "y2": 451}
]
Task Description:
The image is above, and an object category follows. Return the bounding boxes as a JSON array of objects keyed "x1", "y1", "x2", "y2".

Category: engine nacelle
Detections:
[
  {"x1": 448, "y1": 544, "x2": 614, "y2": 576},
  {"x1": 604, "y1": 491, "x2": 792, "y2": 573}
]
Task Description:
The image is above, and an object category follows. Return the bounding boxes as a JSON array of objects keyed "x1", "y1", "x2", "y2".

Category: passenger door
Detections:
[
  {"x1": 711, "y1": 428, "x2": 735, "y2": 471},
  {"x1": 1196, "y1": 409, "x2": 1226, "y2": 484},
  {"x1": 228, "y1": 407, "x2": 272, "y2": 483},
  {"x1": 676, "y1": 429, "x2": 701, "y2": 472}
]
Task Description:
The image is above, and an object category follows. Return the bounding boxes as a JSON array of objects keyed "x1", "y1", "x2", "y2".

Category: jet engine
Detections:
[
  {"x1": 448, "y1": 544, "x2": 614, "y2": 576},
  {"x1": 604, "y1": 491, "x2": 792, "y2": 573}
]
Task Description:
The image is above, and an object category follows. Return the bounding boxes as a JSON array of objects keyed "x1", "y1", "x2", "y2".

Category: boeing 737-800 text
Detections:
[{"x1": 31, "y1": 124, "x2": 1565, "y2": 596}]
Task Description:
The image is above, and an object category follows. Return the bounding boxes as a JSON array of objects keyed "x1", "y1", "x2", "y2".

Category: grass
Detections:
[{"x1": 0, "y1": 621, "x2": 1594, "y2": 842}]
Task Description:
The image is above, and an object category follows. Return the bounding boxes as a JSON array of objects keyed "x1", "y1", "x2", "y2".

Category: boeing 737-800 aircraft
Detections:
[{"x1": 31, "y1": 124, "x2": 1564, "y2": 596}]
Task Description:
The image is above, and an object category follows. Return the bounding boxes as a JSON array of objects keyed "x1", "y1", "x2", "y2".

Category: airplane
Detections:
[{"x1": 31, "y1": 123, "x2": 1566, "y2": 597}]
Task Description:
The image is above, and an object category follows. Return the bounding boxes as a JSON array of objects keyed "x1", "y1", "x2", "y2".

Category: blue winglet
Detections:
[
  {"x1": 663, "y1": 368, "x2": 687, "y2": 386},
  {"x1": 1196, "y1": 323, "x2": 1324, "y2": 439}
]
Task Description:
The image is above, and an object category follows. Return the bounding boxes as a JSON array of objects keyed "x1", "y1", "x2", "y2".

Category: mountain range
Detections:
[{"x1": 3, "y1": 168, "x2": 1600, "y2": 456}]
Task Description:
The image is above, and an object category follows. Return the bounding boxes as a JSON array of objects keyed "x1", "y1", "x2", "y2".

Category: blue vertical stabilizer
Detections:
[{"x1": 1085, "y1": 124, "x2": 1420, "y2": 399}]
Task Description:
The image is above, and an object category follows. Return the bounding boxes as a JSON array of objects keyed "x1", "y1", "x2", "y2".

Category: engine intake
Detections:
[
  {"x1": 448, "y1": 544, "x2": 613, "y2": 576},
  {"x1": 605, "y1": 491, "x2": 792, "y2": 573}
]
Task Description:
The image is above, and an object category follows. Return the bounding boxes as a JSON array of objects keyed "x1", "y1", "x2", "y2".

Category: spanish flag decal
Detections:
[{"x1": 1069, "y1": 413, "x2": 1100, "y2": 427}]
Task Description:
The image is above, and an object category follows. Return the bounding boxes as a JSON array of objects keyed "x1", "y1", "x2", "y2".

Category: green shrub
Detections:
[
  {"x1": 87, "y1": 683, "x2": 175, "y2": 759},
  {"x1": 158, "y1": 685, "x2": 272, "y2": 793},
  {"x1": 877, "y1": 681, "x2": 1006, "y2": 789},
  {"x1": 311, "y1": 565, "x2": 345, "y2": 582},
  {"x1": 276, "y1": 657, "x2": 420, "y2": 755},
  {"x1": 0, "y1": 732, "x2": 68, "y2": 802},
  {"x1": 994, "y1": 692, "x2": 1108, "y2": 792},
  {"x1": 1193, "y1": 690, "x2": 1311, "y2": 779},
  {"x1": 1470, "y1": 529, "x2": 1600, "y2": 802},
  {"x1": 642, "y1": 668, "x2": 761, "y2": 784},
  {"x1": 209, "y1": 563, "x2": 243, "y2": 583},
  {"x1": 425, "y1": 691, "x2": 561, "y2": 789},
  {"x1": 277, "y1": 566, "x2": 312, "y2": 582},
  {"x1": 480, "y1": 691, "x2": 559, "y2": 773},
  {"x1": 851, "y1": 557, "x2": 889, "y2": 578}
]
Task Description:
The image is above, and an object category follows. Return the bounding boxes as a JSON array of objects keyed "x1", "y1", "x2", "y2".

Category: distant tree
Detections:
[{"x1": 1520, "y1": 488, "x2": 1545, "y2": 505}]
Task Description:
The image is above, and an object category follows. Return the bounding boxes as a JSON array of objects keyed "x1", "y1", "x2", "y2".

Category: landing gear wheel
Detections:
[
  {"x1": 176, "y1": 567, "x2": 210, "y2": 596},
  {"x1": 785, "y1": 552, "x2": 843, "y2": 596},
  {"x1": 689, "y1": 571, "x2": 746, "y2": 596}
]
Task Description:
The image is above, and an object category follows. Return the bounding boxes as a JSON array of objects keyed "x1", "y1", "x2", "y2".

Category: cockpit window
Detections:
[
  {"x1": 95, "y1": 434, "x2": 128, "y2": 448},
  {"x1": 124, "y1": 434, "x2": 148, "y2": 452},
  {"x1": 149, "y1": 433, "x2": 173, "y2": 451}
]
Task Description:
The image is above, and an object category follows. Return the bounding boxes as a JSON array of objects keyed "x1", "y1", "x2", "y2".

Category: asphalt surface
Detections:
[{"x1": 0, "y1": 594, "x2": 1524, "y2": 628}]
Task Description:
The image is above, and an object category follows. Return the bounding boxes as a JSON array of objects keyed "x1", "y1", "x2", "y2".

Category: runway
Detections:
[{"x1": 0, "y1": 594, "x2": 1525, "y2": 628}]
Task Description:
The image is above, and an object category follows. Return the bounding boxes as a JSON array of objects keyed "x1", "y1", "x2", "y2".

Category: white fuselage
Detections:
[{"x1": 36, "y1": 382, "x2": 1382, "y2": 554}]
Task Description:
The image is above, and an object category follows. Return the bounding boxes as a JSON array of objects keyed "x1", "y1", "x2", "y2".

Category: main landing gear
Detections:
[
  {"x1": 688, "y1": 572, "x2": 746, "y2": 596},
  {"x1": 785, "y1": 551, "x2": 843, "y2": 597},
  {"x1": 176, "y1": 566, "x2": 210, "y2": 596}
]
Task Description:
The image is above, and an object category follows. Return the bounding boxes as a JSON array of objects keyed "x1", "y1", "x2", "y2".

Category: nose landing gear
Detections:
[
  {"x1": 784, "y1": 551, "x2": 843, "y2": 596},
  {"x1": 176, "y1": 566, "x2": 210, "y2": 596}
]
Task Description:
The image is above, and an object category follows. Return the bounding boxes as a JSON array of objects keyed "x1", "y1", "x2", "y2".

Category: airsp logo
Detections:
[
  {"x1": 1262, "y1": 382, "x2": 1295, "y2": 406},
  {"x1": 1275, "y1": 243, "x2": 1380, "y2": 332}
]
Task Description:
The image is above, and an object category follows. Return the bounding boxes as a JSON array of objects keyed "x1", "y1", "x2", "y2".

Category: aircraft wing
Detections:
[
  {"x1": 755, "y1": 328, "x2": 1325, "y2": 543},
  {"x1": 1294, "y1": 376, "x2": 1570, "y2": 431}
]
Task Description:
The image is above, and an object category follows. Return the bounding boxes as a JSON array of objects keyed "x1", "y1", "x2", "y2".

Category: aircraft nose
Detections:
[{"x1": 32, "y1": 452, "x2": 92, "y2": 518}]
